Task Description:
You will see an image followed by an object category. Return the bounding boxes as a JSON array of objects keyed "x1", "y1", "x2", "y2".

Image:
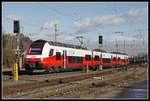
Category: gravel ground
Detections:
[
  {"x1": 3, "y1": 68, "x2": 115, "y2": 86},
  {"x1": 2, "y1": 64, "x2": 148, "y2": 99}
]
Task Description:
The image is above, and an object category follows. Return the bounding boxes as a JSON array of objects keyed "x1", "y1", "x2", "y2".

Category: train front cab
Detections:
[{"x1": 24, "y1": 40, "x2": 47, "y2": 73}]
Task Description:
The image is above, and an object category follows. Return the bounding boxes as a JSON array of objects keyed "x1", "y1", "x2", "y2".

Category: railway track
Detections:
[
  {"x1": 3, "y1": 67, "x2": 124, "y2": 97},
  {"x1": 3, "y1": 64, "x2": 146, "y2": 98}
]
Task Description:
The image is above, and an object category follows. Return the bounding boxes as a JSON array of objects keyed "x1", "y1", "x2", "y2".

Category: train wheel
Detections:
[
  {"x1": 24, "y1": 64, "x2": 33, "y2": 74},
  {"x1": 54, "y1": 66, "x2": 60, "y2": 73},
  {"x1": 93, "y1": 66, "x2": 97, "y2": 71},
  {"x1": 47, "y1": 66, "x2": 55, "y2": 73},
  {"x1": 26, "y1": 68, "x2": 33, "y2": 74},
  {"x1": 60, "y1": 66, "x2": 65, "y2": 72},
  {"x1": 57, "y1": 66, "x2": 61, "y2": 72},
  {"x1": 82, "y1": 66, "x2": 86, "y2": 71}
]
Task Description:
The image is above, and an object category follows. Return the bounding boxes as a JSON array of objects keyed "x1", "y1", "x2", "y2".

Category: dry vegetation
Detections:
[{"x1": 2, "y1": 33, "x2": 32, "y2": 69}]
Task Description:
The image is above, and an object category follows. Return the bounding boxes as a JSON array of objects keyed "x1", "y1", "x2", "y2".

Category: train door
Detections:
[{"x1": 63, "y1": 50, "x2": 67, "y2": 69}]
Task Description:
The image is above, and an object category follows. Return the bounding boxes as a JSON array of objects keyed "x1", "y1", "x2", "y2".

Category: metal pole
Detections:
[
  {"x1": 100, "y1": 43, "x2": 103, "y2": 70},
  {"x1": 86, "y1": 64, "x2": 89, "y2": 73},
  {"x1": 54, "y1": 24, "x2": 57, "y2": 43},
  {"x1": 17, "y1": 33, "x2": 20, "y2": 72},
  {"x1": 116, "y1": 39, "x2": 118, "y2": 53},
  {"x1": 21, "y1": 26, "x2": 24, "y2": 34},
  {"x1": 115, "y1": 39, "x2": 118, "y2": 67},
  {"x1": 17, "y1": 34, "x2": 20, "y2": 60},
  {"x1": 124, "y1": 39, "x2": 125, "y2": 53}
]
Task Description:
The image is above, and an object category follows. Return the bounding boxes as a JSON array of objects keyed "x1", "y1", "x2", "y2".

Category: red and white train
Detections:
[{"x1": 24, "y1": 40, "x2": 129, "y2": 72}]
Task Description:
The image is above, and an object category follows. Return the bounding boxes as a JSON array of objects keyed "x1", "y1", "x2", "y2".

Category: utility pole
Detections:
[
  {"x1": 124, "y1": 39, "x2": 125, "y2": 53},
  {"x1": 21, "y1": 26, "x2": 24, "y2": 34},
  {"x1": 99, "y1": 34, "x2": 100, "y2": 51},
  {"x1": 115, "y1": 39, "x2": 118, "y2": 53},
  {"x1": 114, "y1": 31, "x2": 125, "y2": 53},
  {"x1": 122, "y1": 32, "x2": 125, "y2": 54},
  {"x1": 16, "y1": 37, "x2": 19, "y2": 51},
  {"x1": 54, "y1": 24, "x2": 57, "y2": 43}
]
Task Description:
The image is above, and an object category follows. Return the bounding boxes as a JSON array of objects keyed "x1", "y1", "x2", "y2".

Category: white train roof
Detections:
[
  {"x1": 27, "y1": 40, "x2": 129, "y2": 59},
  {"x1": 48, "y1": 42, "x2": 129, "y2": 58},
  {"x1": 48, "y1": 43, "x2": 92, "y2": 57}
]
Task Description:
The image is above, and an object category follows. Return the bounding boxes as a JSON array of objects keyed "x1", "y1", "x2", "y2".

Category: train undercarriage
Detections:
[{"x1": 24, "y1": 63, "x2": 128, "y2": 74}]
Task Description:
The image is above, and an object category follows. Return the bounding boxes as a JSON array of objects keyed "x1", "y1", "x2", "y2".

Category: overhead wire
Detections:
[
  {"x1": 39, "y1": 3, "x2": 79, "y2": 22},
  {"x1": 38, "y1": 3, "x2": 90, "y2": 42}
]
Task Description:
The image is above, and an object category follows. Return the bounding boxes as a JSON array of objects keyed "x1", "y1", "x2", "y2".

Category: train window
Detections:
[
  {"x1": 77, "y1": 57, "x2": 83, "y2": 63},
  {"x1": 69, "y1": 56, "x2": 83, "y2": 64},
  {"x1": 94, "y1": 55, "x2": 99, "y2": 61},
  {"x1": 113, "y1": 57, "x2": 116, "y2": 60},
  {"x1": 49, "y1": 49, "x2": 54, "y2": 56},
  {"x1": 85, "y1": 55, "x2": 91, "y2": 61},
  {"x1": 72, "y1": 56, "x2": 76, "y2": 63},
  {"x1": 56, "y1": 52, "x2": 61, "y2": 60},
  {"x1": 103, "y1": 58, "x2": 110, "y2": 63},
  {"x1": 29, "y1": 48, "x2": 42, "y2": 55},
  {"x1": 31, "y1": 40, "x2": 46, "y2": 48},
  {"x1": 29, "y1": 40, "x2": 46, "y2": 55},
  {"x1": 68, "y1": 56, "x2": 73, "y2": 63},
  {"x1": 69, "y1": 56, "x2": 75, "y2": 63}
]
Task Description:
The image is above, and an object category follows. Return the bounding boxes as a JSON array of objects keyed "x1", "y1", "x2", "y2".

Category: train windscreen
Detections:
[
  {"x1": 29, "y1": 48, "x2": 42, "y2": 55},
  {"x1": 28, "y1": 40, "x2": 47, "y2": 55}
]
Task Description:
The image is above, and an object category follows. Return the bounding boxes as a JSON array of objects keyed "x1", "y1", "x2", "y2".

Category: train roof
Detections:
[
  {"x1": 93, "y1": 49, "x2": 107, "y2": 52},
  {"x1": 110, "y1": 52, "x2": 128, "y2": 55},
  {"x1": 31, "y1": 39, "x2": 47, "y2": 48},
  {"x1": 48, "y1": 41, "x2": 88, "y2": 50},
  {"x1": 32, "y1": 40, "x2": 128, "y2": 57},
  {"x1": 32, "y1": 39, "x2": 88, "y2": 50}
]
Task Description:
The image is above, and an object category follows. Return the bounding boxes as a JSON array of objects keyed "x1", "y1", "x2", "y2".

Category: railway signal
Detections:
[
  {"x1": 14, "y1": 20, "x2": 20, "y2": 33},
  {"x1": 13, "y1": 20, "x2": 22, "y2": 77},
  {"x1": 99, "y1": 34, "x2": 103, "y2": 71},
  {"x1": 99, "y1": 35, "x2": 103, "y2": 44}
]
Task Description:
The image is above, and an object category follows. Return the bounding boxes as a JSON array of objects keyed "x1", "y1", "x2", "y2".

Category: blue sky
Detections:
[{"x1": 2, "y1": 2, "x2": 148, "y2": 56}]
